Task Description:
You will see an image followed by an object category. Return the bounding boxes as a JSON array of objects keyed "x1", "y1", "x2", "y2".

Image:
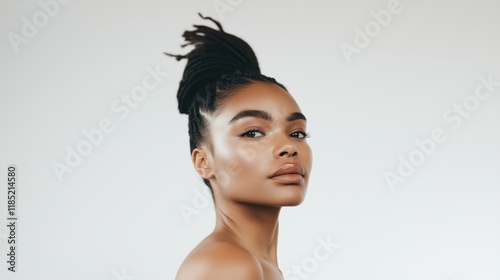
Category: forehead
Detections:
[{"x1": 215, "y1": 81, "x2": 301, "y2": 120}]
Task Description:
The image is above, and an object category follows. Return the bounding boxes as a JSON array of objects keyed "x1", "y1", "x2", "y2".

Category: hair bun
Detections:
[{"x1": 165, "y1": 13, "x2": 261, "y2": 114}]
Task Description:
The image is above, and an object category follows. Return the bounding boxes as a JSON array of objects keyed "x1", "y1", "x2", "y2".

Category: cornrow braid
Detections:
[{"x1": 165, "y1": 13, "x2": 287, "y2": 189}]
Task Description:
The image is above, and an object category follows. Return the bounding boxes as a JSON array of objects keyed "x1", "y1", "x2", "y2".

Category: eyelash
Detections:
[
  {"x1": 240, "y1": 129, "x2": 263, "y2": 138},
  {"x1": 240, "y1": 129, "x2": 310, "y2": 139},
  {"x1": 291, "y1": 131, "x2": 310, "y2": 139}
]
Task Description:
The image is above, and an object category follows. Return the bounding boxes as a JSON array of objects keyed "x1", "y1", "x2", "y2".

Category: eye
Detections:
[
  {"x1": 290, "y1": 130, "x2": 310, "y2": 139},
  {"x1": 240, "y1": 129, "x2": 264, "y2": 138}
]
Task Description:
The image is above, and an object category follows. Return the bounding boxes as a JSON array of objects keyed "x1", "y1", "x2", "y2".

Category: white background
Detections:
[{"x1": 1, "y1": 0, "x2": 499, "y2": 279}]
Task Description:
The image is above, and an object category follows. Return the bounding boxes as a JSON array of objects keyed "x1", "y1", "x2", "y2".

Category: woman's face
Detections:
[{"x1": 202, "y1": 81, "x2": 312, "y2": 207}]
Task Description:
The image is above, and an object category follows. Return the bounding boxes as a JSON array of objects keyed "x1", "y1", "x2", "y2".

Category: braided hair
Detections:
[{"x1": 165, "y1": 13, "x2": 287, "y2": 188}]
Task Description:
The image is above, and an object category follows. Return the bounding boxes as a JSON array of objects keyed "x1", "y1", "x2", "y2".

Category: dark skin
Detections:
[{"x1": 176, "y1": 81, "x2": 313, "y2": 280}]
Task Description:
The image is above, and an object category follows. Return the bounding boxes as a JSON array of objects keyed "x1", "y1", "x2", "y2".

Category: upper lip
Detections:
[{"x1": 269, "y1": 163, "x2": 305, "y2": 178}]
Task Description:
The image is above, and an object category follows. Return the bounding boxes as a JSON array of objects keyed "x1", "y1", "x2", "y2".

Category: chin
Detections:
[
  {"x1": 273, "y1": 189, "x2": 307, "y2": 207},
  {"x1": 283, "y1": 197, "x2": 306, "y2": 206},
  {"x1": 280, "y1": 201, "x2": 304, "y2": 207}
]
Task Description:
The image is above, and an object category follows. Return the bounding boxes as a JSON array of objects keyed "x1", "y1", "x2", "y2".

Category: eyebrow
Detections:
[
  {"x1": 228, "y1": 110, "x2": 307, "y2": 124},
  {"x1": 287, "y1": 112, "x2": 307, "y2": 122}
]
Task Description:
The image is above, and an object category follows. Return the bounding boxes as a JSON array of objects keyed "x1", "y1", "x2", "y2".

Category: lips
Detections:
[{"x1": 269, "y1": 163, "x2": 305, "y2": 184}]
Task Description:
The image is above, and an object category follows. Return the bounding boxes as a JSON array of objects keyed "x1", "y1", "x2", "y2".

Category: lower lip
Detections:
[{"x1": 269, "y1": 174, "x2": 304, "y2": 184}]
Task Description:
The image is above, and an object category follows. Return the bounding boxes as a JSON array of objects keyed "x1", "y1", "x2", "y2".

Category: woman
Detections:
[{"x1": 165, "y1": 13, "x2": 313, "y2": 280}]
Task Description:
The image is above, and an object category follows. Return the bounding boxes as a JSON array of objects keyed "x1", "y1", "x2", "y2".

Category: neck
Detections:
[{"x1": 213, "y1": 201, "x2": 281, "y2": 263}]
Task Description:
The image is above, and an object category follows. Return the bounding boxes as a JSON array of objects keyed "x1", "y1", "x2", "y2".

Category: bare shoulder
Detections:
[{"x1": 175, "y1": 240, "x2": 263, "y2": 280}]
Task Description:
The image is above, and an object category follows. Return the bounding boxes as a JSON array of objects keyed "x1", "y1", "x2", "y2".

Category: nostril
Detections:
[{"x1": 279, "y1": 150, "x2": 298, "y2": 157}]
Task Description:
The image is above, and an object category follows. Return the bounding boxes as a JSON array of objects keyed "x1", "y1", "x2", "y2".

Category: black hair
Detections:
[{"x1": 164, "y1": 13, "x2": 287, "y2": 189}]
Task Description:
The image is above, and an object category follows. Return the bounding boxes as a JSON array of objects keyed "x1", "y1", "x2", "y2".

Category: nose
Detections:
[{"x1": 274, "y1": 134, "x2": 298, "y2": 158}]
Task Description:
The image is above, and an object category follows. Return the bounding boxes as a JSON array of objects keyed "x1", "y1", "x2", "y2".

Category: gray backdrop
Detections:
[{"x1": 1, "y1": 0, "x2": 499, "y2": 279}]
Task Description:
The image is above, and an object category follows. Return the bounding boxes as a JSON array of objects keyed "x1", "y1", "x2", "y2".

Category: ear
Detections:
[{"x1": 192, "y1": 147, "x2": 214, "y2": 180}]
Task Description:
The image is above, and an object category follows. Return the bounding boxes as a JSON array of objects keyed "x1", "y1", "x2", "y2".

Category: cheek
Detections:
[
  {"x1": 213, "y1": 140, "x2": 267, "y2": 189},
  {"x1": 304, "y1": 144, "x2": 313, "y2": 165},
  {"x1": 300, "y1": 143, "x2": 313, "y2": 174}
]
